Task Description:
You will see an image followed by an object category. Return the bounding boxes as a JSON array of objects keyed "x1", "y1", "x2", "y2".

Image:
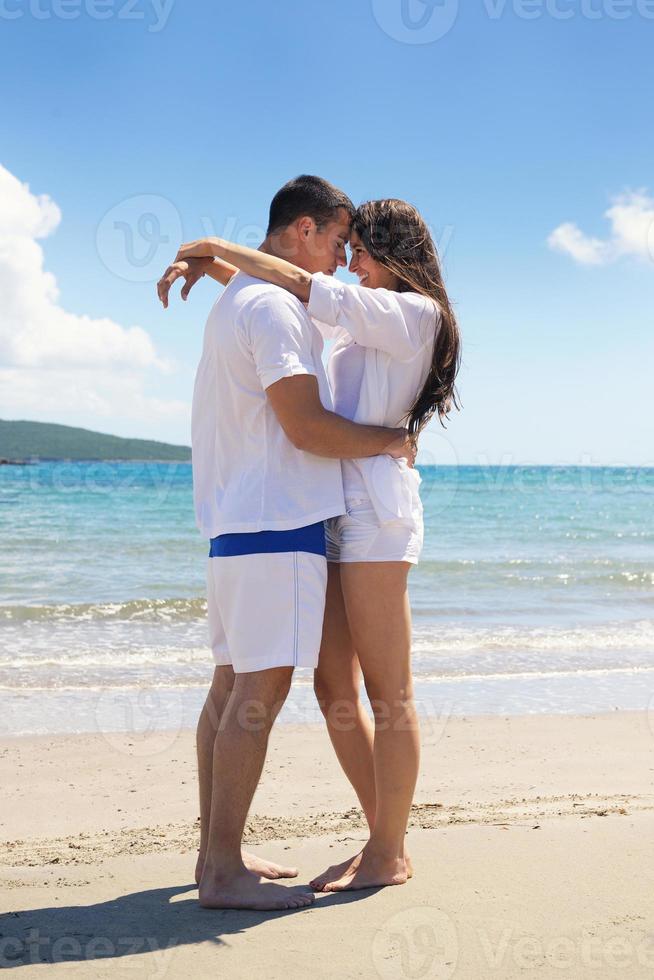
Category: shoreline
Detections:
[
  {"x1": 2, "y1": 702, "x2": 652, "y2": 738},
  {"x1": 3, "y1": 708, "x2": 652, "y2": 843},
  {"x1": 4, "y1": 677, "x2": 653, "y2": 740}
]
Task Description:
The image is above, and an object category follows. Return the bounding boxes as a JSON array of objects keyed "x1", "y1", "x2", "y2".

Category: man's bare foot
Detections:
[
  {"x1": 320, "y1": 849, "x2": 410, "y2": 892},
  {"x1": 310, "y1": 848, "x2": 413, "y2": 892},
  {"x1": 199, "y1": 866, "x2": 314, "y2": 911},
  {"x1": 195, "y1": 850, "x2": 298, "y2": 885}
]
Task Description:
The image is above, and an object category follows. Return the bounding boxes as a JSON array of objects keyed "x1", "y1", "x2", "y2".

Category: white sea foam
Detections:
[{"x1": 411, "y1": 620, "x2": 654, "y2": 654}]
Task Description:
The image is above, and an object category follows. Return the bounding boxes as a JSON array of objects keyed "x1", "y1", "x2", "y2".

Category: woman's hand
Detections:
[
  {"x1": 157, "y1": 257, "x2": 209, "y2": 308},
  {"x1": 172, "y1": 237, "x2": 311, "y2": 301},
  {"x1": 175, "y1": 238, "x2": 220, "y2": 262}
]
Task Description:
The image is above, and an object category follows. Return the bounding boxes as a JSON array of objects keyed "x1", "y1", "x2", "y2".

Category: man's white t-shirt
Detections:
[{"x1": 192, "y1": 272, "x2": 345, "y2": 538}]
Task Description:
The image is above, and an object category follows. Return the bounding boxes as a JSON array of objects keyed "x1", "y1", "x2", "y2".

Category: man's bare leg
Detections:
[
  {"x1": 195, "y1": 665, "x2": 297, "y2": 884},
  {"x1": 310, "y1": 563, "x2": 412, "y2": 890},
  {"x1": 199, "y1": 666, "x2": 314, "y2": 911}
]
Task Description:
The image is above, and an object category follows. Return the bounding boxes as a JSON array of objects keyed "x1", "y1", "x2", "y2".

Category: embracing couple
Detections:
[{"x1": 157, "y1": 175, "x2": 460, "y2": 911}]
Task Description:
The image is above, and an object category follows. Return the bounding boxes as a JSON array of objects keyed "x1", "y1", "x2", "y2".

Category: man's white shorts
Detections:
[{"x1": 207, "y1": 550, "x2": 328, "y2": 673}]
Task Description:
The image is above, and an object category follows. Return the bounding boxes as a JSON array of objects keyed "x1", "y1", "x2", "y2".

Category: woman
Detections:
[{"x1": 162, "y1": 199, "x2": 460, "y2": 891}]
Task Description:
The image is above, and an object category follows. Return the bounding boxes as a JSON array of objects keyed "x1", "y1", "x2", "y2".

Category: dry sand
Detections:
[{"x1": 1, "y1": 710, "x2": 653, "y2": 978}]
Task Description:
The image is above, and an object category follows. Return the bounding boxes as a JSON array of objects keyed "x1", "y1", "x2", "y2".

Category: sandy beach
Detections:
[{"x1": 2, "y1": 709, "x2": 653, "y2": 978}]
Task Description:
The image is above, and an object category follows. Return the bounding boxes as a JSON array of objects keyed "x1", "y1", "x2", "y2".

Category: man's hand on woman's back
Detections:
[
  {"x1": 266, "y1": 375, "x2": 417, "y2": 465},
  {"x1": 385, "y1": 431, "x2": 418, "y2": 468}
]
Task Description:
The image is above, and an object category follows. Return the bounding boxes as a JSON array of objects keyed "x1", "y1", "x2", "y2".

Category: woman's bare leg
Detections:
[
  {"x1": 321, "y1": 561, "x2": 419, "y2": 892},
  {"x1": 310, "y1": 562, "x2": 413, "y2": 890},
  {"x1": 310, "y1": 563, "x2": 376, "y2": 889},
  {"x1": 313, "y1": 563, "x2": 376, "y2": 826}
]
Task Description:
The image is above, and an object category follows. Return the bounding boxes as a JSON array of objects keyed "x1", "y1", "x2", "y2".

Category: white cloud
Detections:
[
  {"x1": 0, "y1": 367, "x2": 188, "y2": 429},
  {"x1": 546, "y1": 223, "x2": 610, "y2": 266},
  {"x1": 0, "y1": 163, "x2": 189, "y2": 438},
  {"x1": 547, "y1": 190, "x2": 654, "y2": 267}
]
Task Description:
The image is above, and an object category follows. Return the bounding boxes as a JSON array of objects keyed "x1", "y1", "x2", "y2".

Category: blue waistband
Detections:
[{"x1": 209, "y1": 521, "x2": 326, "y2": 558}]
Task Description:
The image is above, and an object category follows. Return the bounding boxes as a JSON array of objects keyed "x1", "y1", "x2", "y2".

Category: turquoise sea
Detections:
[{"x1": 1, "y1": 463, "x2": 653, "y2": 736}]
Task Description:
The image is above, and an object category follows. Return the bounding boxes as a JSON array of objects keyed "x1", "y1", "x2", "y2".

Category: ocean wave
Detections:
[
  {"x1": 414, "y1": 665, "x2": 654, "y2": 684},
  {"x1": 2, "y1": 664, "x2": 653, "y2": 694},
  {"x1": 0, "y1": 597, "x2": 207, "y2": 623},
  {"x1": 4, "y1": 647, "x2": 210, "y2": 669},
  {"x1": 3, "y1": 620, "x2": 652, "y2": 664},
  {"x1": 2, "y1": 557, "x2": 652, "y2": 628},
  {"x1": 411, "y1": 620, "x2": 654, "y2": 654},
  {"x1": 417, "y1": 560, "x2": 654, "y2": 588}
]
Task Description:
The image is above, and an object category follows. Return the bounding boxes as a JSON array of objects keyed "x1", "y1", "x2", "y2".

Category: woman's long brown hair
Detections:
[{"x1": 353, "y1": 199, "x2": 461, "y2": 435}]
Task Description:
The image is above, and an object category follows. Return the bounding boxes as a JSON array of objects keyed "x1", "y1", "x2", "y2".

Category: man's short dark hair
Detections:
[{"x1": 267, "y1": 175, "x2": 355, "y2": 235}]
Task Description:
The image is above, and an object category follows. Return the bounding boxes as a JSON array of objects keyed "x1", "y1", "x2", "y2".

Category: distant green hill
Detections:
[{"x1": 0, "y1": 420, "x2": 191, "y2": 462}]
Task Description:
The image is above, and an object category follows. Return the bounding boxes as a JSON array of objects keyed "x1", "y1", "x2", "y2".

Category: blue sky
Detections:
[{"x1": 1, "y1": 0, "x2": 652, "y2": 464}]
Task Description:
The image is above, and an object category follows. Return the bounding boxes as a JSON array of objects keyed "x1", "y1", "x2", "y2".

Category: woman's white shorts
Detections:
[
  {"x1": 325, "y1": 497, "x2": 424, "y2": 565},
  {"x1": 207, "y1": 550, "x2": 328, "y2": 673}
]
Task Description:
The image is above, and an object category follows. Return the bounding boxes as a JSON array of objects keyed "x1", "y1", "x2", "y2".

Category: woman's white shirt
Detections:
[
  {"x1": 308, "y1": 273, "x2": 441, "y2": 526},
  {"x1": 328, "y1": 340, "x2": 366, "y2": 421}
]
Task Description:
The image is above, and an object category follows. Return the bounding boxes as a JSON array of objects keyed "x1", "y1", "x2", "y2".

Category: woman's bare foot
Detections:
[
  {"x1": 195, "y1": 850, "x2": 298, "y2": 885},
  {"x1": 320, "y1": 848, "x2": 410, "y2": 892},
  {"x1": 310, "y1": 850, "x2": 364, "y2": 891},
  {"x1": 310, "y1": 847, "x2": 413, "y2": 891},
  {"x1": 198, "y1": 866, "x2": 314, "y2": 911}
]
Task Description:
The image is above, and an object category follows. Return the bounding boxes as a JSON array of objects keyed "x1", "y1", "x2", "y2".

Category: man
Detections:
[{"x1": 158, "y1": 176, "x2": 414, "y2": 911}]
